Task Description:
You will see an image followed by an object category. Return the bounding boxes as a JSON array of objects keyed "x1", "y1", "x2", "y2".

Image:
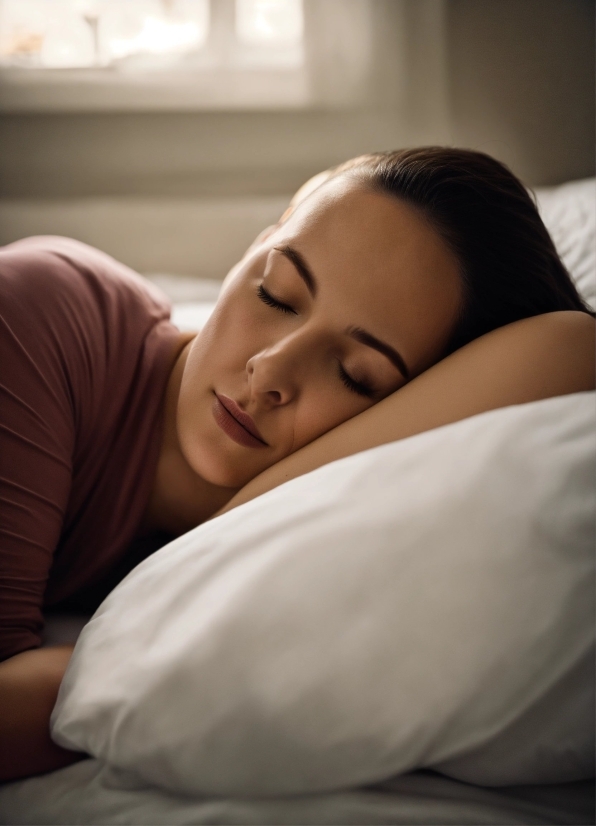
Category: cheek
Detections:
[
  {"x1": 187, "y1": 289, "x2": 259, "y2": 378},
  {"x1": 176, "y1": 295, "x2": 253, "y2": 420},
  {"x1": 288, "y1": 383, "x2": 369, "y2": 452},
  {"x1": 173, "y1": 292, "x2": 274, "y2": 487}
]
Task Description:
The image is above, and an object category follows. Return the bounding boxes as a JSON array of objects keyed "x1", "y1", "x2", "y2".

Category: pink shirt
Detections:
[{"x1": 0, "y1": 237, "x2": 181, "y2": 660}]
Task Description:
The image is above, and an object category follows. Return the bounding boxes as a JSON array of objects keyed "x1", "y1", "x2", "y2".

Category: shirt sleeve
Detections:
[
  {"x1": 0, "y1": 243, "x2": 77, "y2": 660},
  {"x1": 0, "y1": 236, "x2": 176, "y2": 660}
]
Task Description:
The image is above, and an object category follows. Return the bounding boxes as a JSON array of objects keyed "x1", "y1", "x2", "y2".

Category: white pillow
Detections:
[
  {"x1": 535, "y1": 177, "x2": 596, "y2": 310},
  {"x1": 51, "y1": 392, "x2": 595, "y2": 795}
]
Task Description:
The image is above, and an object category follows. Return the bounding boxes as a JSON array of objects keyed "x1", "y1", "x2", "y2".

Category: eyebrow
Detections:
[
  {"x1": 277, "y1": 245, "x2": 317, "y2": 296},
  {"x1": 277, "y1": 244, "x2": 410, "y2": 382},
  {"x1": 348, "y1": 327, "x2": 410, "y2": 381}
]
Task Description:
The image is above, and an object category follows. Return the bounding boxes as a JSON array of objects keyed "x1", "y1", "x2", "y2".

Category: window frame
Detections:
[{"x1": 0, "y1": 0, "x2": 374, "y2": 112}]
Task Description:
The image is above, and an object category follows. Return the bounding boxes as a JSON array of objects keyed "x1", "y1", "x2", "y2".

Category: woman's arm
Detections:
[
  {"x1": 217, "y1": 311, "x2": 595, "y2": 515},
  {"x1": 0, "y1": 646, "x2": 85, "y2": 783}
]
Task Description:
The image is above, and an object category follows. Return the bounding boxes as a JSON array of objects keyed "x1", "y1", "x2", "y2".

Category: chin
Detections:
[{"x1": 186, "y1": 443, "x2": 261, "y2": 490}]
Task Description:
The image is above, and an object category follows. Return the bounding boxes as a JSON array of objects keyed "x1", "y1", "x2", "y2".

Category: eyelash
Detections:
[
  {"x1": 257, "y1": 284, "x2": 296, "y2": 315},
  {"x1": 257, "y1": 283, "x2": 374, "y2": 398},
  {"x1": 338, "y1": 363, "x2": 374, "y2": 398}
]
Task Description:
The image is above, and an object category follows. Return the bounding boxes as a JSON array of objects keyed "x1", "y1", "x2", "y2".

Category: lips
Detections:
[{"x1": 213, "y1": 393, "x2": 268, "y2": 449}]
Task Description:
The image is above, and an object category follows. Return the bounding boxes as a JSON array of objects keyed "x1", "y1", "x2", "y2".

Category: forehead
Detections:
[
  {"x1": 271, "y1": 176, "x2": 462, "y2": 372},
  {"x1": 282, "y1": 175, "x2": 456, "y2": 286}
]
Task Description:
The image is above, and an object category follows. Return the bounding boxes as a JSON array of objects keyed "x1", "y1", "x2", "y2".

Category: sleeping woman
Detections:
[{"x1": 0, "y1": 147, "x2": 594, "y2": 783}]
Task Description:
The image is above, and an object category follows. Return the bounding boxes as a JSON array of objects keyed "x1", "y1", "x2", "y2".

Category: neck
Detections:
[{"x1": 144, "y1": 334, "x2": 238, "y2": 536}]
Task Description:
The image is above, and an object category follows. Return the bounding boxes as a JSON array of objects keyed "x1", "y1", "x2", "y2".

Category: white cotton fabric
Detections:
[
  {"x1": 51, "y1": 392, "x2": 596, "y2": 796},
  {"x1": 1, "y1": 759, "x2": 594, "y2": 826},
  {"x1": 534, "y1": 177, "x2": 596, "y2": 310}
]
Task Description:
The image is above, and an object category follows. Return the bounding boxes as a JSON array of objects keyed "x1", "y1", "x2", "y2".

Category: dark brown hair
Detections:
[{"x1": 329, "y1": 148, "x2": 594, "y2": 354}]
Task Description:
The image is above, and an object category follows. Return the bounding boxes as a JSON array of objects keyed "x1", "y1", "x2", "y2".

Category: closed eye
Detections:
[
  {"x1": 258, "y1": 284, "x2": 373, "y2": 397},
  {"x1": 257, "y1": 284, "x2": 297, "y2": 315},
  {"x1": 338, "y1": 362, "x2": 374, "y2": 398}
]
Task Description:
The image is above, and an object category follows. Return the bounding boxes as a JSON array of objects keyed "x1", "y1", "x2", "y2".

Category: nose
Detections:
[{"x1": 246, "y1": 335, "x2": 304, "y2": 409}]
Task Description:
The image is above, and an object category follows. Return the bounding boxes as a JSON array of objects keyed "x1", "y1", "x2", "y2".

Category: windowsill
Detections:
[{"x1": 0, "y1": 65, "x2": 313, "y2": 112}]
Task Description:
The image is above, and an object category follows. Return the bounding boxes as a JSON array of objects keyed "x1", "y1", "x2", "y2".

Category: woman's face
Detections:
[{"x1": 177, "y1": 176, "x2": 462, "y2": 488}]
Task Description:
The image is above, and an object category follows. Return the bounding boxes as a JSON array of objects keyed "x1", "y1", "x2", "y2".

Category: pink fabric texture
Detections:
[{"x1": 0, "y1": 236, "x2": 180, "y2": 660}]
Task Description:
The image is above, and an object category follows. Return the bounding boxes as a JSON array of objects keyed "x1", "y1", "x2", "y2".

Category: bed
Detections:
[
  {"x1": 0, "y1": 759, "x2": 593, "y2": 825},
  {"x1": 0, "y1": 178, "x2": 594, "y2": 826}
]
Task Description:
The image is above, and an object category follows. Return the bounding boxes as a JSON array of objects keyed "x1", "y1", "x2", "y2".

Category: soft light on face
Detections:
[{"x1": 177, "y1": 176, "x2": 462, "y2": 488}]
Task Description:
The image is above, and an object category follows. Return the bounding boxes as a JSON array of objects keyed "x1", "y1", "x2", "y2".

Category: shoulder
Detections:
[
  {"x1": 0, "y1": 236, "x2": 179, "y2": 418},
  {"x1": 0, "y1": 236, "x2": 170, "y2": 318},
  {"x1": 0, "y1": 236, "x2": 174, "y2": 369}
]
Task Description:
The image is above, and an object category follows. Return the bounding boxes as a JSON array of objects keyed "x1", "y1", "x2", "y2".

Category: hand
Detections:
[{"x1": 0, "y1": 645, "x2": 86, "y2": 783}]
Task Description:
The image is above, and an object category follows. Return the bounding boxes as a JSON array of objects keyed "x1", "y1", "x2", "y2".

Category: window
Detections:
[
  {"x1": 235, "y1": 0, "x2": 303, "y2": 67},
  {"x1": 0, "y1": 0, "x2": 306, "y2": 69},
  {"x1": 0, "y1": 0, "x2": 376, "y2": 112}
]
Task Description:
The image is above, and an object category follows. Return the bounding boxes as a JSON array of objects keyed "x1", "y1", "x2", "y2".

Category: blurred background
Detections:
[{"x1": 0, "y1": 0, "x2": 593, "y2": 283}]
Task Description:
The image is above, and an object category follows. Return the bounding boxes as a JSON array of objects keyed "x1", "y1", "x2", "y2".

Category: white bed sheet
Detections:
[{"x1": 0, "y1": 758, "x2": 593, "y2": 825}]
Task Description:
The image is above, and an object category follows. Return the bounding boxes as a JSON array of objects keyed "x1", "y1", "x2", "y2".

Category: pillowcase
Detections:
[
  {"x1": 535, "y1": 177, "x2": 595, "y2": 310},
  {"x1": 51, "y1": 392, "x2": 595, "y2": 796}
]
